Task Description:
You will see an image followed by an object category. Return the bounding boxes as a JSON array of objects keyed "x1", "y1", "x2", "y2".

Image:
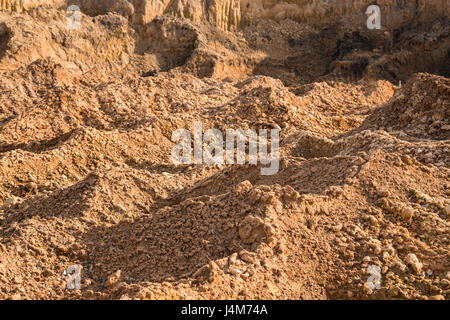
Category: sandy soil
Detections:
[{"x1": 0, "y1": 4, "x2": 448, "y2": 300}]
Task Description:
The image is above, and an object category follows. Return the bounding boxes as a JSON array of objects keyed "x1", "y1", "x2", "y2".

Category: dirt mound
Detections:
[
  {"x1": 0, "y1": 4, "x2": 449, "y2": 300},
  {"x1": 284, "y1": 129, "x2": 450, "y2": 167},
  {"x1": 359, "y1": 73, "x2": 450, "y2": 140},
  {"x1": 1, "y1": 150, "x2": 448, "y2": 300}
]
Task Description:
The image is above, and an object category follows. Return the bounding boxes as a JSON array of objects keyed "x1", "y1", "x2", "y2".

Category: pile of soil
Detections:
[
  {"x1": 358, "y1": 73, "x2": 450, "y2": 140},
  {"x1": 0, "y1": 5, "x2": 448, "y2": 300}
]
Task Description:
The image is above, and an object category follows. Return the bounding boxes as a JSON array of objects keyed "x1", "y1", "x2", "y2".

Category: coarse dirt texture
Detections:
[{"x1": 0, "y1": 2, "x2": 449, "y2": 300}]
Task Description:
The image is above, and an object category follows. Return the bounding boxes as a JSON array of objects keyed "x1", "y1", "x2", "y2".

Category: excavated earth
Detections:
[{"x1": 0, "y1": 1, "x2": 449, "y2": 300}]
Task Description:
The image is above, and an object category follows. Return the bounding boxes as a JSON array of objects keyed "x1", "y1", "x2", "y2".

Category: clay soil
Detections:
[{"x1": 0, "y1": 7, "x2": 449, "y2": 300}]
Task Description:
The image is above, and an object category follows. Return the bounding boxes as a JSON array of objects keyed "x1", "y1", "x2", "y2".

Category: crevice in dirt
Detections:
[
  {"x1": 135, "y1": 16, "x2": 203, "y2": 72},
  {"x1": 0, "y1": 130, "x2": 75, "y2": 154},
  {"x1": 0, "y1": 22, "x2": 11, "y2": 60}
]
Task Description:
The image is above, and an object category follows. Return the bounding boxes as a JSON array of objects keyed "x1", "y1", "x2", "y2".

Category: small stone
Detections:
[
  {"x1": 369, "y1": 239, "x2": 382, "y2": 255},
  {"x1": 239, "y1": 250, "x2": 258, "y2": 264},
  {"x1": 405, "y1": 253, "x2": 423, "y2": 274},
  {"x1": 424, "y1": 152, "x2": 433, "y2": 160},
  {"x1": 440, "y1": 279, "x2": 450, "y2": 287},
  {"x1": 238, "y1": 216, "x2": 273, "y2": 244},
  {"x1": 235, "y1": 180, "x2": 253, "y2": 193},
  {"x1": 399, "y1": 206, "x2": 414, "y2": 221},
  {"x1": 208, "y1": 261, "x2": 223, "y2": 283},
  {"x1": 368, "y1": 215, "x2": 379, "y2": 227},
  {"x1": 394, "y1": 259, "x2": 407, "y2": 272},
  {"x1": 106, "y1": 270, "x2": 122, "y2": 287},
  {"x1": 331, "y1": 224, "x2": 343, "y2": 232},
  {"x1": 230, "y1": 268, "x2": 242, "y2": 276},
  {"x1": 228, "y1": 253, "x2": 238, "y2": 264},
  {"x1": 377, "y1": 189, "x2": 390, "y2": 198}
]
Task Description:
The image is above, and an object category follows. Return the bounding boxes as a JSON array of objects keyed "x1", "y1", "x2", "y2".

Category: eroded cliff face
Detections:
[
  {"x1": 142, "y1": 0, "x2": 450, "y2": 32},
  {"x1": 0, "y1": 0, "x2": 63, "y2": 12},
  {"x1": 1, "y1": 0, "x2": 448, "y2": 82},
  {"x1": 165, "y1": 0, "x2": 241, "y2": 31},
  {"x1": 137, "y1": 0, "x2": 450, "y2": 32},
  {"x1": 131, "y1": 0, "x2": 171, "y2": 24},
  {"x1": 240, "y1": 0, "x2": 450, "y2": 29},
  {"x1": 1, "y1": 0, "x2": 449, "y2": 32}
]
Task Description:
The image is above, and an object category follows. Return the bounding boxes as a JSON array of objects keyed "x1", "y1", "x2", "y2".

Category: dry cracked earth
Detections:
[{"x1": 0, "y1": 1, "x2": 449, "y2": 300}]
